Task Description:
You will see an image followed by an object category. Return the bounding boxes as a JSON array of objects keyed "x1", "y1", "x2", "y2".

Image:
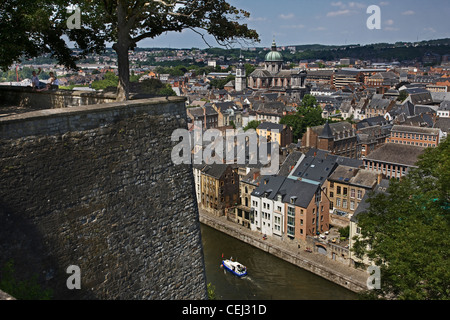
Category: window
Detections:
[
  {"x1": 350, "y1": 189, "x2": 355, "y2": 198},
  {"x1": 357, "y1": 190, "x2": 363, "y2": 200},
  {"x1": 300, "y1": 219, "x2": 303, "y2": 226},
  {"x1": 342, "y1": 199, "x2": 347, "y2": 209},
  {"x1": 336, "y1": 198, "x2": 341, "y2": 207},
  {"x1": 350, "y1": 201, "x2": 355, "y2": 211},
  {"x1": 337, "y1": 186, "x2": 341, "y2": 195},
  {"x1": 330, "y1": 191, "x2": 334, "y2": 198},
  {"x1": 343, "y1": 188, "x2": 348, "y2": 196}
]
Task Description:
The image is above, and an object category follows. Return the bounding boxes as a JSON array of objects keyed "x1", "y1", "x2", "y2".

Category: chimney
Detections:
[{"x1": 377, "y1": 173, "x2": 383, "y2": 185}]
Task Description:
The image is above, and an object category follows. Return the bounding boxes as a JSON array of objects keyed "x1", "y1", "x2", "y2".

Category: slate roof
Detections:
[
  {"x1": 356, "y1": 116, "x2": 390, "y2": 129},
  {"x1": 278, "y1": 151, "x2": 304, "y2": 177},
  {"x1": 250, "y1": 68, "x2": 272, "y2": 78},
  {"x1": 439, "y1": 100, "x2": 450, "y2": 111},
  {"x1": 289, "y1": 148, "x2": 362, "y2": 185},
  {"x1": 310, "y1": 121, "x2": 355, "y2": 138},
  {"x1": 365, "y1": 143, "x2": 425, "y2": 167},
  {"x1": 434, "y1": 118, "x2": 450, "y2": 133},
  {"x1": 319, "y1": 121, "x2": 334, "y2": 139},
  {"x1": 202, "y1": 164, "x2": 230, "y2": 179},
  {"x1": 328, "y1": 165, "x2": 378, "y2": 189},
  {"x1": 252, "y1": 175, "x2": 319, "y2": 208},
  {"x1": 257, "y1": 122, "x2": 286, "y2": 132},
  {"x1": 391, "y1": 125, "x2": 440, "y2": 135}
]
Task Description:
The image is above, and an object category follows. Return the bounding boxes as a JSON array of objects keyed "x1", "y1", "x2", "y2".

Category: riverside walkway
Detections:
[{"x1": 199, "y1": 209, "x2": 368, "y2": 293}]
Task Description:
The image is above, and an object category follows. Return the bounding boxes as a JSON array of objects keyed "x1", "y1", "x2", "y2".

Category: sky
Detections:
[{"x1": 137, "y1": 0, "x2": 450, "y2": 49}]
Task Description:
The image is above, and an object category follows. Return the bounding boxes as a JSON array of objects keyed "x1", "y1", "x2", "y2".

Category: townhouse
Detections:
[
  {"x1": 250, "y1": 176, "x2": 330, "y2": 242},
  {"x1": 256, "y1": 122, "x2": 293, "y2": 148},
  {"x1": 199, "y1": 164, "x2": 239, "y2": 217},
  {"x1": 326, "y1": 165, "x2": 380, "y2": 227},
  {"x1": 349, "y1": 179, "x2": 390, "y2": 267}
]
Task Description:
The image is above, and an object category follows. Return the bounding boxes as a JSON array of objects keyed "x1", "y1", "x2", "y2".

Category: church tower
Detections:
[{"x1": 235, "y1": 54, "x2": 246, "y2": 92}]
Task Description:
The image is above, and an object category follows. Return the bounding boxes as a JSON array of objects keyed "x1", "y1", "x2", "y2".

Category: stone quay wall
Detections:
[{"x1": 0, "y1": 96, "x2": 207, "y2": 300}]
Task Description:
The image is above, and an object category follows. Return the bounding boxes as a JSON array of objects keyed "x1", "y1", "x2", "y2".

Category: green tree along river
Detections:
[{"x1": 200, "y1": 224, "x2": 357, "y2": 300}]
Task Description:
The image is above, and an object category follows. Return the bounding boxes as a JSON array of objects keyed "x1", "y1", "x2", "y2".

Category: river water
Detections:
[{"x1": 200, "y1": 224, "x2": 357, "y2": 300}]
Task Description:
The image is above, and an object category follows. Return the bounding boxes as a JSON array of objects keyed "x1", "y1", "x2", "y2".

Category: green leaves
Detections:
[
  {"x1": 280, "y1": 95, "x2": 325, "y2": 141},
  {"x1": 354, "y1": 138, "x2": 450, "y2": 300}
]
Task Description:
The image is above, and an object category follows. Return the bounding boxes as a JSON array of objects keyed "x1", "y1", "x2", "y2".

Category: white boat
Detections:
[{"x1": 221, "y1": 259, "x2": 247, "y2": 277}]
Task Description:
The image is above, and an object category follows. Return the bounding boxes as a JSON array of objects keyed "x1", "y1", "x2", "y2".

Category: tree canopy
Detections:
[
  {"x1": 280, "y1": 95, "x2": 325, "y2": 141},
  {"x1": 353, "y1": 138, "x2": 450, "y2": 300},
  {"x1": 0, "y1": 0, "x2": 260, "y2": 100}
]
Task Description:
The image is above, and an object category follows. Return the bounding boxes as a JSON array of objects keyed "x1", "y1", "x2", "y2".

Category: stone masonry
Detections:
[{"x1": 0, "y1": 96, "x2": 208, "y2": 300}]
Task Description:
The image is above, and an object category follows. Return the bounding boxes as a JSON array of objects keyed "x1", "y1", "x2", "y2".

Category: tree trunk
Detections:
[
  {"x1": 114, "y1": 42, "x2": 130, "y2": 101},
  {"x1": 114, "y1": 3, "x2": 131, "y2": 102}
]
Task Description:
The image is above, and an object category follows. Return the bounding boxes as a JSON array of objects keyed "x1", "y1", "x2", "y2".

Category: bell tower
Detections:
[{"x1": 235, "y1": 54, "x2": 246, "y2": 92}]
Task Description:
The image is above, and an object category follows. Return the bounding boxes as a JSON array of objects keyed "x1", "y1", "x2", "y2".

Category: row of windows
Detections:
[
  {"x1": 332, "y1": 198, "x2": 357, "y2": 211},
  {"x1": 329, "y1": 184, "x2": 363, "y2": 200},
  {"x1": 367, "y1": 162, "x2": 407, "y2": 174},
  {"x1": 390, "y1": 139, "x2": 435, "y2": 147},
  {"x1": 392, "y1": 132, "x2": 436, "y2": 141}
]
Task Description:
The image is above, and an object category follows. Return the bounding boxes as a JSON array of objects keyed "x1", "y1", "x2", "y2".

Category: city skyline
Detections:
[{"x1": 135, "y1": 0, "x2": 450, "y2": 49}]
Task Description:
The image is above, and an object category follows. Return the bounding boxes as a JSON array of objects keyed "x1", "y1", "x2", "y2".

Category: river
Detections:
[{"x1": 200, "y1": 224, "x2": 358, "y2": 300}]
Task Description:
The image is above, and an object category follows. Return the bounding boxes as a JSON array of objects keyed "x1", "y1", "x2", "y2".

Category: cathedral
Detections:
[{"x1": 245, "y1": 39, "x2": 310, "y2": 100}]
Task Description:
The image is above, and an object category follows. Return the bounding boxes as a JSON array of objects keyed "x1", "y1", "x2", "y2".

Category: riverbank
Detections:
[{"x1": 199, "y1": 210, "x2": 368, "y2": 294}]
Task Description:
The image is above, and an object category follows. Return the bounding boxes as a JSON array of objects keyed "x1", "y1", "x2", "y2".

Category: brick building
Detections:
[
  {"x1": 199, "y1": 164, "x2": 239, "y2": 217},
  {"x1": 302, "y1": 121, "x2": 358, "y2": 158},
  {"x1": 363, "y1": 143, "x2": 426, "y2": 180},
  {"x1": 386, "y1": 125, "x2": 441, "y2": 147}
]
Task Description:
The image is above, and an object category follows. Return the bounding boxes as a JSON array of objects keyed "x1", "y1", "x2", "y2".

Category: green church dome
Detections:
[{"x1": 265, "y1": 39, "x2": 283, "y2": 62}]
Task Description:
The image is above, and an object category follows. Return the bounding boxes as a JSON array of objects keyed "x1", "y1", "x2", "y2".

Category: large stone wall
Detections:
[{"x1": 0, "y1": 96, "x2": 208, "y2": 300}]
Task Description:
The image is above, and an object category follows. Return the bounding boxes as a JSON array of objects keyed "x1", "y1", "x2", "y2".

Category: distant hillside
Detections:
[
  {"x1": 19, "y1": 38, "x2": 450, "y2": 67},
  {"x1": 205, "y1": 38, "x2": 450, "y2": 63}
]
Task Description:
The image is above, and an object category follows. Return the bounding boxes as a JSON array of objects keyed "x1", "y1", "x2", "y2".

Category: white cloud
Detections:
[
  {"x1": 311, "y1": 26, "x2": 327, "y2": 31},
  {"x1": 385, "y1": 19, "x2": 394, "y2": 26},
  {"x1": 279, "y1": 13, "x2": 295, "y2": 20},
  {"x1": 331, "y1": 1, "x2": 344, "y2": 7},
  {"x1": 424, "y1": 27, "x2": 437, "y2": 33},
  {"x1": 384, "y1": 27, "x2": 399, "y2": 31},
  {"x1": 348, "y1": 2, "x2": 365, "y2": 9},
  {"x1": 327, "y1": 9, "x2": 351, "y2": 17},
  {"x1": 281, "y1": 24, "x2": 305, "y2": 29},
  {"x1": 248, "y1": 16, "x2": 267, "y2": 22},
  {"x1": 402, "y1": 10, "x2": 415, "y2": 15},
  {"x1": 379, "y1": 1, "x2": 389, "y2": 6}
]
